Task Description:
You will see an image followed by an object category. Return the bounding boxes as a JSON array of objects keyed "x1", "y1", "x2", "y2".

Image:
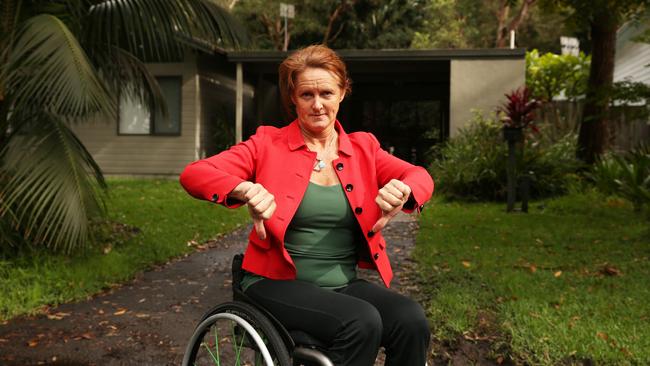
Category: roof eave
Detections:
[{"x1": 227, "y1": 48, "x2": 526, "y2": 63}]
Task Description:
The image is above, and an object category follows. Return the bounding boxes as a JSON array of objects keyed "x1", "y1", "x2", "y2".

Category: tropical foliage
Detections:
[
  {"x1": 0, "y1": 0, "x2": 247, "y2": 253},
  {"x1": 429, "y1": 111, "x2": 581, "y2": 201},
  {"x1": 590, "y1": 144, "x2": 650, "y2": 213},
  {"x1": 498, "y1": 86, "x2": 542, "y2": 130}
]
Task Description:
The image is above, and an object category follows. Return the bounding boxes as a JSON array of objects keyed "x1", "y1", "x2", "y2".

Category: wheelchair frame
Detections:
[{"x1": 182, "y1": 254, "x2": 334, "y2": 366}]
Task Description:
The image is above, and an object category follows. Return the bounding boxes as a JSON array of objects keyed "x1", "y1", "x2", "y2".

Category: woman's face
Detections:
[{"x1": 292, "y1": 67, "x2": 345, "y2": 135}]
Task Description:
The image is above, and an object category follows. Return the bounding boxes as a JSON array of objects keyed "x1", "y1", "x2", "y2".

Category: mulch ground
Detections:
[{"x1": 0, "y1": 214, "x2": 500, "y2": 365}]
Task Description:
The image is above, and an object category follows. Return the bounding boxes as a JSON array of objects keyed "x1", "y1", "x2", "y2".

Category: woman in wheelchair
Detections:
[{"x1": 180, "y1": 44, "x2": 434, "y2": 366}]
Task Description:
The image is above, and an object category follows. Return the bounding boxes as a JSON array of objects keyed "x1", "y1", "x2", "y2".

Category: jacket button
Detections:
[
  {"x1": 336, "y1": 162, "x2": 344, "y2": 171},
  {"x1": 367, "y1": 230, "x2": 375, "y2": 238},
  {"x1": 211, "y1": 193, "x2": 219, "y2": 202},
  {"x1": 345, "y1": 184, "x2": 353, "y2": 192},
  {"x1": 354, "y1": 207, "x2": 362, "y2": 214},
  {"x1": 373, "y1": 253, "x2": 380, "y2": 260}
]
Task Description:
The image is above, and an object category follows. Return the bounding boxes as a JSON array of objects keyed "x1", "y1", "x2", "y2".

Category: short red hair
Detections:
[{"x1": 279, "y1": 45, "x2": 352, "y2": 118}]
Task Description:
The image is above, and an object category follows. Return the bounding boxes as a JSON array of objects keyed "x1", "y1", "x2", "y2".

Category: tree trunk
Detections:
[
  {"x1": 323, "y1": 0, "x2": 356, "y2": 45},
  {"x1": 495, "y1": 0, "x2": 510, "y2": 47},
  {"x1": 496, "y1": 0, "x2": 536, "y2": 48},
  {"x1": 260, "y1": 14, "x2": 284, "y2": 51},
  {"x1": 576, "y1": 11, "x2": 617, "y2": 164}
]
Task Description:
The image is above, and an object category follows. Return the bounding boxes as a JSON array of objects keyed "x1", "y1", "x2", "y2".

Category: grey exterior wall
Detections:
[
  {"x1": 449, "y1": 58, "x2": 526, "y2": 137},
  {"x1": 71, "y1": 55, "x2": 200, "y2": 176}
]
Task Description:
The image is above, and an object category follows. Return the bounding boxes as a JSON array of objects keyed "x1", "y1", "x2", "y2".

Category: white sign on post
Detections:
[
  {"x1": 560, "y1": 36, "x2": 580, "y2": 56},
  {"x1": 280, "y1": 3, "x2": 295, "y2": 19}
]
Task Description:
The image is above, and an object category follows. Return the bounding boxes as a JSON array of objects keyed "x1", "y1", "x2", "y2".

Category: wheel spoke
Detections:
[
  {"x1": 183, "y1": 302, "x2": 291, "y2": 366},
  {"x1": 213, "y1": 326, "x2": 221, "y2": 366},
  {"x1": 232, "y1": 324, "x2": 247, "y2": 365},
  {"x1": 202, "y1": 341, "x2": 221, "y2": 365}
]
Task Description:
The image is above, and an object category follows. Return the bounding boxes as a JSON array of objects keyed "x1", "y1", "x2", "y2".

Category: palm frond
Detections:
[
  {"x1": 89, "y1": 45, "x2": 168, "y2": 118},
  {"x1": 5, "y1": 14, "x2": 115, "y2": 119},
  {"x1": 84, "y1": 0, "x2": 248, "y2": 62},
  {"x1": 0, "y1": 113, "x2": 106, "y2": 253}
]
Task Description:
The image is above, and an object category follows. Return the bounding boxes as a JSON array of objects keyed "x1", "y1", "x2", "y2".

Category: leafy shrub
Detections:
[
  {"x1": 526, "y1": 49, "x2": 590, "y2": 101},
  {"x1": 590, "y1": 144, "x2": 650, "y2": 212},
  {"x1": 429, "y1": 112, "x2": 582, "y2": 201}
]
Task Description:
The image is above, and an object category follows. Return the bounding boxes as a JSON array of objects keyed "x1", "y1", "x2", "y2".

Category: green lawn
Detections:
[
  {"x1": 0, "y1": 179, "x2": 248, "y2": 321},
  {"x1": 416, "y1": 191, "x2": 650, "y2": 365}
]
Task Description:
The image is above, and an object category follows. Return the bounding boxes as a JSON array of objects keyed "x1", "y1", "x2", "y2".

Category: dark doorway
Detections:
[
  {"x1": 336, "y1": 60, "x2": 449, "y2": 166},
  {"x1": 237, "y1": 54, "x2": 450, "y2": 166}
]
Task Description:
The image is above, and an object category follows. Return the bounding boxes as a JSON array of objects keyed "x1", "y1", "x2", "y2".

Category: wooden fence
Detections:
[{"x1": 536, "y1": 101, "x2": 650, "y2": 152}]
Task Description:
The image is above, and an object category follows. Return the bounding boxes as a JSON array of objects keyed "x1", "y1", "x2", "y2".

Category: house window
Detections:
[{"x1": 118, "y1": 76, "x2": 182, "y2": 135}]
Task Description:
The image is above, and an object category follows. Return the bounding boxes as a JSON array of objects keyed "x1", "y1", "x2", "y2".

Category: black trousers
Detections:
[{"x1": 244, "y1": 278, "x2": 430, "y2": 366}]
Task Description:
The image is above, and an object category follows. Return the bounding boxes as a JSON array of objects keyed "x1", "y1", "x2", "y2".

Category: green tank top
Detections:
[{"x1": 241, "y1": 182, "x2": 360, "y2": 291}]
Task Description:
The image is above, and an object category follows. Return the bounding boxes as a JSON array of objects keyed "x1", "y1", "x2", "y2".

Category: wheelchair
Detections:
[{"x1": 182, "y1": 254, "x2": 334, "y2": 366}]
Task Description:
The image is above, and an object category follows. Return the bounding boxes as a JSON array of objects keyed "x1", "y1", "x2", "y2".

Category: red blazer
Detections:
[{"x1": 179, "y1": 120, "x2": 434, "y2": 287}]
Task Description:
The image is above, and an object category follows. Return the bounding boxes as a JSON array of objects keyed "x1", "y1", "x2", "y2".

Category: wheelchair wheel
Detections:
[{"x1": 182, "y1": 301, "x2": 291, "y2": 366}]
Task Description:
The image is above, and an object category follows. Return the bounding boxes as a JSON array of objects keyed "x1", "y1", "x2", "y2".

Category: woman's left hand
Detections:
[{"x1": 372, "y1": 179, "x2": 412, "y2": 233}]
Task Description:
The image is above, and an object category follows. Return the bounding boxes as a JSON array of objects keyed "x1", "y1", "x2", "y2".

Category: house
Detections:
[
  {"x1": 71, "y1": 47, "x2": 525, "y2": 176},
  {"x1": 614, "y1": 19, "x2": 650, "y2": 86},
  {"x1": 613, "y1": 18, "x2": 650, "y2": 150}
]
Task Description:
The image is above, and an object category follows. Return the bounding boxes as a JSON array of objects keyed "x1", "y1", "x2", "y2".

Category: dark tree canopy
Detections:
[{"x1": 233, "y1": 0, "x2": 426, "y2": 50}]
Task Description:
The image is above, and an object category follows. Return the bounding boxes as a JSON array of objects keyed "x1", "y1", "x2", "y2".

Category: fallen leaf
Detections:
[
  {"x1": 462, "y1": 261, "x2": 471, "y2": 268},
  {"x1": 599, "y1": 265, "x2": 622, "y2": 277},
  {"x1": 138, "y1": 298, "x2": 146, "y2": 303},
  {"x1": 554, "y1": 271, "x2": 562, "y2": 278},
  {"x1": 113, "y1": 309, "x2": 127, "y2": 316},
  {"x1": 529, "y1": 264, "x2": 537, "y2": 273},
  {"x1": 597, "y1": 332, "x2": 609, "y2": 341},
  {"x1": 135, "y1": 313, "x2": 150, "y2": 318},
  {"x1": 81, "y1": 333, "x2": 94, "y2": 340},
  {"x1": 47, "y1": 312, "x2": 71, "y2": 320},
  {"x1": 27, "y1": 339, "x2": 39, "y2": 347}
]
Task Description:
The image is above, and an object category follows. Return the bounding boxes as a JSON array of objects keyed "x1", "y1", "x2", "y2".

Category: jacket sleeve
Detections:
[
  {"x1": 179, "y1": 126, "x2": 267, "y2": 208},
  {"x1": 369, "y1": 133, "x2": 434, "y2": 213}
]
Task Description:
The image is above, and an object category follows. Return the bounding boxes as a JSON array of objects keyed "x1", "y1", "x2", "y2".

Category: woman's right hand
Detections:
[{"x1": 230, "y1": 182, "x2": 276, "y2": 240}]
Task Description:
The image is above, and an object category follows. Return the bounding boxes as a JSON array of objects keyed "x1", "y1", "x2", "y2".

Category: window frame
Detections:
[{"x1": 117, "y1": 75, "x2": 183, "y2": 137}]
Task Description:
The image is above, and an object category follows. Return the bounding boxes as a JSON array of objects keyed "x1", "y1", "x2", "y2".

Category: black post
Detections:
[
  {"x1": 507, "y1": 139, "x2": 516, "y2": 212},
  {"x1": 504, "y1": 127, "x2": 522, "y2": 212},
  {"x1": 519, "y1": 174, "x2": 530, "y2": 213}
]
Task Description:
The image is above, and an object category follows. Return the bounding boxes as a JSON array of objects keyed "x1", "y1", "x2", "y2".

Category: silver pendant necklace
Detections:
[
  {"x1": 314, "y1": 159, "x2": 327, "y2": 172},
  {"x1": 313, "y1": 132, "x2": 337, "y2": 172}
]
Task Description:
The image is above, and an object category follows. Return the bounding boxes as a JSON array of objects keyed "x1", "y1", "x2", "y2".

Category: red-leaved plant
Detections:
[{"x1": 498, "y1": 86, "x2": 541, "y2": 132}]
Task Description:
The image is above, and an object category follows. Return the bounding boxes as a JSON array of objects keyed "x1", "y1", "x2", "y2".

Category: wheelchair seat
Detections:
[{"x1": 231, "y1": 254, "x2": 329, "y2": 349}]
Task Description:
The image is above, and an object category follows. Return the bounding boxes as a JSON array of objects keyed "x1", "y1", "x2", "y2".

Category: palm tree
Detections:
[{"x1": 0, "y1": 0, "x2": 248, "y2": 253}]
